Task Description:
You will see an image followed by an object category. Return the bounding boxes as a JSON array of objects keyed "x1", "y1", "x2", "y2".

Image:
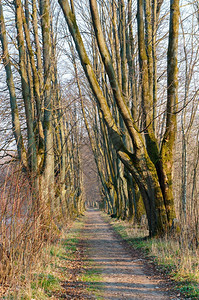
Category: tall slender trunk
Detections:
[
  {"x1": 22, "y1": 3, "x2": 44, "y2": 158},
  {"x1": 15, "y1": 0, "x2": 38, "y2": 176},
  {"x1": 32, "y1": 0, "x2": 44, "y2": 96},
  {"x1": 112, "y1": 0, "x2": 122, "y2": 87},
  {"x1": 160, "y1": 0, "x2": 180, "y2": 226},
  {"x1": 40, "y1": 0, "x2": 55, "y2": 204},
  {"x1": 127, "y1": 0, "x2": 138, "y2": 120},
  {"x1": 152, "y1": 0, "x2": 157, "y2": 134}
]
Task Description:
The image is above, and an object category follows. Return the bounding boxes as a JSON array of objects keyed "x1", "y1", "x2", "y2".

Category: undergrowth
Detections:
[
  {"x1": 2, "y1": 217, "x2": 85, "y2": 299},
  {"x1": 103, "y1": 213, "x2": 199, "y2": 300}
]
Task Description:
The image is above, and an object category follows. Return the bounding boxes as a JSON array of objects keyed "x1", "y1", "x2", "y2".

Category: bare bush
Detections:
[{"x1": 0, "y1": 162, "x2": 58, "y2": 286}]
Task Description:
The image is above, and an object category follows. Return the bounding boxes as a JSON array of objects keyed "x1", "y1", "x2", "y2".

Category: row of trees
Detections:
[
  {"x1": 0, "y1": 0, "x2": 84, "y2": 226},
  {"x1": 58, "y1": 0, "x2": 198, "y2": 237},
  {"x1": 59, "y1": 0, "x2": 179, "y2": 236}
]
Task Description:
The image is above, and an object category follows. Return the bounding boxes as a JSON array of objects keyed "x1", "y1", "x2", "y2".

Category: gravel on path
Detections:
[{"x1": 82, "y1": 209, "x2": 179, "y2": 300}]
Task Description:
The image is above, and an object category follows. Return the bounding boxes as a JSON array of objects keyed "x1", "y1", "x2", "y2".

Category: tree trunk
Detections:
[
  {"x1": 40, "y1": 0, "x2": 55, "y2": 206},
  {"x1": 15, "y1": 0, "x2": 38, "y2": 177},
  {"x1": 160, "y1": 0, "x2": 180, "y2": 226}
]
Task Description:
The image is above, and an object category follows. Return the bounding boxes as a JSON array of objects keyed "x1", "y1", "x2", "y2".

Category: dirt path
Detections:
[{"x1": 82, "y1": 209, "x2": 178, "y2": 300}]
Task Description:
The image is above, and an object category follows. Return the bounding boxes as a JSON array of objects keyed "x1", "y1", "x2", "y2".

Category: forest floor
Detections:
[{"x1": 62, "y1": 208, "x2": 183, "y2": 300}]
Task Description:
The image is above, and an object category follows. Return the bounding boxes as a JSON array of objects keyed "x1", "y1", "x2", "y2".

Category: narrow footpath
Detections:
[{"x1": 81, "y1": 209, "x2": 178, "y2": 300}]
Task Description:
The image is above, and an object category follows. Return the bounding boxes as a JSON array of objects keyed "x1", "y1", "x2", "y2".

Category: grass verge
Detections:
[{"x1": 102, "y1": 213, "x2": 199, "y2": 300}]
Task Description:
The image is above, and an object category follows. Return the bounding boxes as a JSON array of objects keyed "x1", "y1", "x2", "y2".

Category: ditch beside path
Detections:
[{"x1": 82, "y1": 208, "x2": 179, "y2": 300}]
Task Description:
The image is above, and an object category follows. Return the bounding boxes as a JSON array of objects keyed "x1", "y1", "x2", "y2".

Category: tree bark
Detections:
[
  {"x1": 40, "y1": 0, "x2": 55, "y2": 204},
  {"x1": 15, "y1": 0, "x2": 38, "y2": 175},
  {"x1": 160, "y1": 0, "x2": 180, "y2": 226}
]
